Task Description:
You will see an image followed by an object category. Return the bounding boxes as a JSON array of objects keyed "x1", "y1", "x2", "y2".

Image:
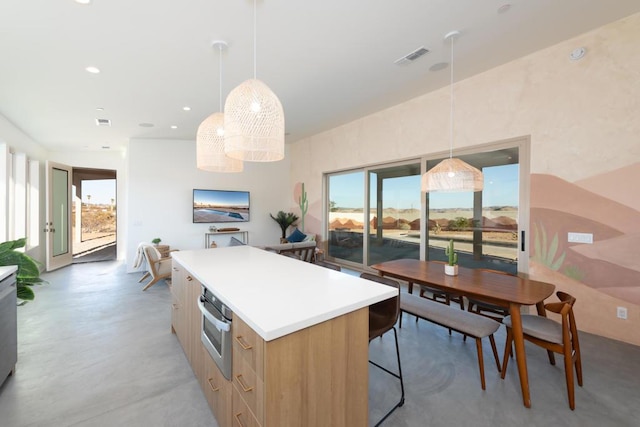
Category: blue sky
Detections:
[
  {"x1": 194, "y1": 189, "x2": 249, "y2": 207},
  {"x1": 330, "y1": 164, "x2": 519, "y2": 209},
  {"x1": 80, "y1": 179, "x2": 116, "y2": 205}
]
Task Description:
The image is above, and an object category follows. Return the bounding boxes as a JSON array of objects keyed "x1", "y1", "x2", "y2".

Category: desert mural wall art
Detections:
[{"x1": 530, "y1": 167, "x2": 640, "y2": 343}]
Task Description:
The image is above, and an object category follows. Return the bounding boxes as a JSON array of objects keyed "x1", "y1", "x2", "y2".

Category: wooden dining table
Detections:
[{"x1": 371, "y1": 259, "x2": 556, "y2": 408}]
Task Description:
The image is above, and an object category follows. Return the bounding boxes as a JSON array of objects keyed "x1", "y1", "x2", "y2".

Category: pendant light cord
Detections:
[
  {"x1": 449, "y1": 33, "x2": 455, "y2": 160},
  {"x1": 218, "y1": 44, "x2": 223, "y2": 112},
  {"x1": 253, "y1": 0, "x2": 257, "y2": 79}
]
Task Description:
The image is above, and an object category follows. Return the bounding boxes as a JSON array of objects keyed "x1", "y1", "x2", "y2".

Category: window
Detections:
[{"x1": 324, "y1": 139, "x2": 528, "y2": 274}]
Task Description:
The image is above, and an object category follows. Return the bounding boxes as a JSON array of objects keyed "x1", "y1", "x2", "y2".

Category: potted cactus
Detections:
[{"x1": 444, "y1": 239, "x2": 458, "y2": 276}]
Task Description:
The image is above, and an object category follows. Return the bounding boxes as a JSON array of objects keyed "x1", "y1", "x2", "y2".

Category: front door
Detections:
[{"x1": 45, "y1": 161, "x2": 73, "y2": 271}]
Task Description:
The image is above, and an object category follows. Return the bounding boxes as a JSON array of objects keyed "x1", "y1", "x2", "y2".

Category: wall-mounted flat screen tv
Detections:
[{"x1": 193, "y1": 189, "x2": 250, "y2": 223}]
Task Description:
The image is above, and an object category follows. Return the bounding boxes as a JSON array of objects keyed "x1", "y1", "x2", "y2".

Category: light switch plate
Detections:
[{"x1": 568, "y1": 232, "x2": 593, "y2": 244}]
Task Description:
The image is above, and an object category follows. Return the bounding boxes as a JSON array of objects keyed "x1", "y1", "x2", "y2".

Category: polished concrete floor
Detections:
[{"x1": 1, "y1": 261, "x2": 639, "y2": 426}]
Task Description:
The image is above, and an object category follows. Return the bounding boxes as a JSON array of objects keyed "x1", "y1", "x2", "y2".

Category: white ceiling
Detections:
[{"x1": 1, "y1": 0, "x2": 639, "y2": 152}]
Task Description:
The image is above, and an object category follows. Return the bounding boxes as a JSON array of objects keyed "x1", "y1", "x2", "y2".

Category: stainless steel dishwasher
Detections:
[{"x1": 0, "y1": 266, "x2": 18, "y2": 386}]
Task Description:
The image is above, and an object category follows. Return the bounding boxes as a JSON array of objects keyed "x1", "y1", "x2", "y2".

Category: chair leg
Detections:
[
  {"x1": 575, "y1": 349, "x2": 583, "y2": 387},
  {"x1": 475, "y1": 338, "x2": 486, "y2": 390},
  {"x1": 399, "y1": 311, "x2": 403, "y2": 328},
  {"x1": 138, "y1": 272, "x2": 150, "y2": 283},
  {"x1": 489, "y1": 334, "x2": 501, "y2": 372},
  {"x1": 563, "y1": 347, "x2": 576, "y2": 410},
  {"x1": 547, "y1": 349, "x2": 556, "y2": 365},
  {"x1": 501, "y1": 328, "x2": 513, "y2": 379},
  {"x1": 573, "y1": 333, "x2": 583, "y2": 387},
  {"x1": 369, "y1": 327, "x2": 405, "y2": 427},
  {"x1": 142, "y1": 277, "x2": 160, "y2": 291}
]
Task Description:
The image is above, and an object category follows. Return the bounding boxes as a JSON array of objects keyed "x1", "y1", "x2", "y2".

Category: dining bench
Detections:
[{"x1": 399, "y1": 292, "x2": 502, "y2": 390}]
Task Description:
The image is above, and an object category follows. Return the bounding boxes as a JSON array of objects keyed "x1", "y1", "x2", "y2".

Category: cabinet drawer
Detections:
[
  {"x1": 232, "y1": 316, "x2": 264, "y2": 379},
  {"x1": 202, "y1": 346, "x2": 232, "y2": 427},
  {"x1": 171, "y1": 263, "x2": 184, "y2": 298},
  {"x1": 232, "y1": 385, "x2": 262, "y2": 427},
  {"x1": 232, "y1": 347, "x2": 264, "y2": 424}
]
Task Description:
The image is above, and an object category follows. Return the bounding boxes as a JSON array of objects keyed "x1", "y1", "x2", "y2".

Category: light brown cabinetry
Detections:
[
  {"x1": 172, "y1": 259, "x2": 370, "y2": 427},
  {"x1": 170, "y1": 263, "x2": 186, "y2": 347},
  {"x1": 231, "y1": 310, "x2": 369, "y2": 427},
  {"x1": 201, "y1": 345, "x2": 232, "y2": 427},
  {"x1": 172, "y1": 260, "x2": 231, "y2": 427}
]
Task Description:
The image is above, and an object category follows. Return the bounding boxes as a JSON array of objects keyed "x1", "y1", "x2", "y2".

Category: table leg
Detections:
[
  {"x1": 509, "y1": 302, "x2": 531, "y2": 408},
  {"x1": 408, "y1": 281, "x2": 414, "y2": 294}
]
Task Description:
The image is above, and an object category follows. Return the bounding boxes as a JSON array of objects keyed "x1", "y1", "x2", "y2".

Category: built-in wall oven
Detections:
[{"x1": 198, "y1": 286, "x2": 233, "y2": 380}]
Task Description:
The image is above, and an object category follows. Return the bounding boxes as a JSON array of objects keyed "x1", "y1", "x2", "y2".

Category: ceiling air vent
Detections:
[
  {"x1": 394, "y1": 46, "x2": 430, "y2": 65},
  {"x1": 95, "y1": 118, "x2": 111, "y2": 127}
]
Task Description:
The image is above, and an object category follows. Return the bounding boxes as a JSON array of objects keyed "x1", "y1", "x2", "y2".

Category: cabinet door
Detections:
[
  {"x1": 170, "y1": 261, "x2": 186, "y2": 344},
  {"x1": 185, "y1": 273, "x2": 204, "y2": 380},
  {"x1": 202, "y1": 345, "x2": 232, "y2": 427}
]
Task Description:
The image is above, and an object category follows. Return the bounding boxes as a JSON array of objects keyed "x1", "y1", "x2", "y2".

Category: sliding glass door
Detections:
[
  {"x1": 327, "y1": 171, "x2": 365, "y2": 264},
  {"x1": 425, "y1": 146, "x2": 520, "y2": 274},
  {"x1": 324, "y1": 140, "x2": 528, "y2": 274},
  {"x1": 367, "y1": 163, "x2": 421, "y2": 265}
]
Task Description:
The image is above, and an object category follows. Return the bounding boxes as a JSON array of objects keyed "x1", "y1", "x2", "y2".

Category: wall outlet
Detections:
[
  {"x1": 568, "y1": 232, "x2": 593, "y2": 244},
  {"x1": 617, "y1": 306, "x2": 628, "y2": 320}
]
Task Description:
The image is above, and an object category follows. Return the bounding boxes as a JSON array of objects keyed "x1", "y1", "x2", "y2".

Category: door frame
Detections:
[{"x1": 45, "y1": 161, "x2": 73, "y2": 271}]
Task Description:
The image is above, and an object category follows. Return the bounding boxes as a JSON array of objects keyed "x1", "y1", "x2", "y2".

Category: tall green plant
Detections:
[
  {"x1": 298, "y1": 183, "x2": 308, "y2": 232},
  {"x1": 0, "y1": 238, "x2": 45, "y2": 303},
  {"x1": 532, "y1": 223, "x2": 566, "y2": 271},
  {"x1": 269, "y1": 211, "x2": 299, "y2": 239}
]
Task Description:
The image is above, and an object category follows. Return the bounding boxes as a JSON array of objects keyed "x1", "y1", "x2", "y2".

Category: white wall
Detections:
[
  {"x1": 126, "y1": 138, "x2": 290, "y2": 272},
  {"x1": 0, "y1": 114, "x2": 48, "y2": 262}
]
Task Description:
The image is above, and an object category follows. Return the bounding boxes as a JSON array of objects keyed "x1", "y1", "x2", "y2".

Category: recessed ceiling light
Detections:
[
  {"x1": 75, "y1": 0, "x2": 92, "y2": 4},
  {"x1": 139, "y1": 123, "x2": 154, "y2": 128},
  {"x1": 429, "y1": 62, "x2": 449, "y2": 72},
  {"x1": 171, "y1": 125, "x2": 178, "y2": 129},
  {"x1": 96, "y1": 107, "x2": 104, "y2": 111},
  {"x1": 183, "y1": 106, "x2": 191, "y2": 111},
  {"x1": 85, "y1": 66, "x2": 100, "y2": 74}
]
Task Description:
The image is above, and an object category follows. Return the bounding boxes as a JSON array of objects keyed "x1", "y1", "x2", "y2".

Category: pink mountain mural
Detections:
[{"x1": 531, "y1": 173, "x2": 640, "y2": 304}]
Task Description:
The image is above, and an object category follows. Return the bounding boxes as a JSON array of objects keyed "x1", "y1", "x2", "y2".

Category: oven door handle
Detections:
[{"x1": 197, "y1": 297, "x2": 231, "y2": 332}]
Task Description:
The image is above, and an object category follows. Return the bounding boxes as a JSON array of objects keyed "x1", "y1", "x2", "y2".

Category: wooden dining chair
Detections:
[
  {"x1": 501, "y1": 291, "x2": 583, "y2": 410},
  {"x1": 467, "y1": 268, "x2": 513, "y2": 322},
  {"x1": 360, "y1": 273, "x2": 405, "y2": 427}
]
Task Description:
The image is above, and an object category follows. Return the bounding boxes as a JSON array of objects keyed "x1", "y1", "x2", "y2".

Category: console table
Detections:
[{"x1": 204, "y1": 230, "x2": 248, "y2": 248}]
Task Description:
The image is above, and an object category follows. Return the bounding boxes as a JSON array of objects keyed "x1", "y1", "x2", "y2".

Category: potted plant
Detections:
[
  {"x1": 0, "y1": 238, "x2": 45, "y2": 304},
  {"x1": 151, "y1": 238, "x2": 162, "y2": 246},
  {"x1": 444, "y1": 239, "x2": 458, "y2": 276},
  {"x1": 269, "y1": 211, "x2": 299, "y2": 242}
]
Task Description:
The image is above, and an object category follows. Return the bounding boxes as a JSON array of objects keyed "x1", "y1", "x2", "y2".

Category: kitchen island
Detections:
[{"x1": 171, "y1": 246, "x2": 396, "y2": 427}]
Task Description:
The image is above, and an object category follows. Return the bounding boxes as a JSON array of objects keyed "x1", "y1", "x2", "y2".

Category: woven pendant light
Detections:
[
  {"x1": 422, "y1": 31, "x2": 483, "y2": 193},
  {"x1": 196, "y1": 41, "x2": 243, "y2": 173},
  {"x1": 224, "y1": 0, "x2": 285, "y2": 162}
]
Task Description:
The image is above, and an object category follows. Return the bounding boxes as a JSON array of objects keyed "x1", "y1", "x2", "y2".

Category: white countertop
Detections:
[
  {"x1": 0, "y1": 266, "x2": 18, "y2": 281},
  {"x1": 172, "y1": 246, "x2": 397, "y2": 341}
]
